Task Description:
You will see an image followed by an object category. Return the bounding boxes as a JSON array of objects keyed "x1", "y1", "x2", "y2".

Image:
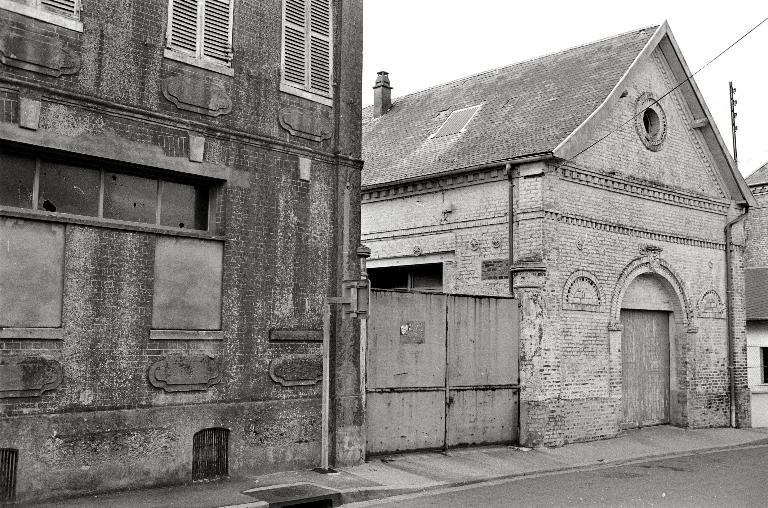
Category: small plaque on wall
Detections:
[{"x1": 481, "y1": 259, "x2": 509, "y2": 280}]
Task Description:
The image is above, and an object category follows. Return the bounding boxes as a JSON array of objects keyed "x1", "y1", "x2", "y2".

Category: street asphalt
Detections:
[{"x1": 354, "y1": 443, "x2": 768, "y2": 507}]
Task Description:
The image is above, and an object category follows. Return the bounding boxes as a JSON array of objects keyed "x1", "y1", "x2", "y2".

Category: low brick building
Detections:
[
  {"x1": 362, "y1": 23, "x2": 755, "y2": 448},
  {"x1": 743, "y1": 163, "x2": 768, "y2": 426},
  {"x1": 0, "y1": 0, "x2": 363, "y2": 503}
]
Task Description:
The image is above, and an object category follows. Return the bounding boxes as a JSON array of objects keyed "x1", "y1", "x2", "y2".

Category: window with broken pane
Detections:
[
  {"x1": 0, "y1": 149, "x2": 35, "y2": 208},
  {"x1": 160, "y1": 181, "x2": 209, "y2": 230},
  {"x1": 38, "y1": 161, "x2": 101, "y2": 216},
  {"x1": 103, "y1": 172, "x2": 158, "y2": 224}
]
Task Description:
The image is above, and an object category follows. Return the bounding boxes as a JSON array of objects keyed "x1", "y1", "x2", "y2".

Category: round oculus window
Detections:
[{"x1": 635, "y1": 92, "x2": 667, "y2": 151}]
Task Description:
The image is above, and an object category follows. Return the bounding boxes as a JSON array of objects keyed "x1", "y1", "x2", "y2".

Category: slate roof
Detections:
[
  {"x1": 362, "y1": 27, "x2": 657, "y2": 188},
  {"x1": 746, "y1": 162, "x2": 768, "y2": 187},
  {"x1": 746, "y1": 267, "x2": 768, "y2": 320}
]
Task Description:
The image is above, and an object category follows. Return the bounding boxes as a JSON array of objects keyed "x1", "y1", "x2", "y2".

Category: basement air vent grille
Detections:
[
  {"x1": 192, "y1": 428, "x2": 229, "y2": 481},
  {"x1": 0, "y1": 448, "x2": 18, "y2": 502},
  {"x1": 41, "y1": 0, "x2": 79, "y2": 17},
  {"x1": 431, "y1": 105, "x2": 482, "y2": 138}
]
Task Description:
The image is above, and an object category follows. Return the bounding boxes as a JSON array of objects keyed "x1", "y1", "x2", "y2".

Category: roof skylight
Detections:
[{"x1": 431, "y1": 105, "x2": 482, "y2": 138}]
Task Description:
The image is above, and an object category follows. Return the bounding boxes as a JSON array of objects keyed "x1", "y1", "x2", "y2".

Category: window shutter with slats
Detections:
[
  {"x1": 202, "y1": 0, "x2": 233, "y2": 63},
  {"x1": 168, "y1": 0, "x2": 201, "y2": 55},
  {"x1": 41, "y1": 0, "x2": 78, "y2": 17},
  {"x1": 283, "y1": 0, "x2": 307, "y2": 88},
  {"x1": 308, "y1": 0, "x2": 332, "y2": 95},
  {"x1": 281, "y1": 0, "x2": 332, "y2": 101}
]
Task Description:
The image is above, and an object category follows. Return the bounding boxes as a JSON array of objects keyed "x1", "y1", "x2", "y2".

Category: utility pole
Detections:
[{"x1": 729, "y1": 81, "x2": 738, "y2": 168}]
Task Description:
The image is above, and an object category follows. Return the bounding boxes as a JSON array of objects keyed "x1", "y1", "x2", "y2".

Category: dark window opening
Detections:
[
  {"x1": 0, "y1": 448, "x2": 18, "y2": 502},
  {"x1": 643, "y1": 107, "x2": 660, "y2": 137},
  {"x1": 193, "y1": 428, "x2": 229, "y2": 481},
  {"x1": 762, "y1": 347, "x2": 768, "y2": 384},
  {"x1": 0, "y1": 146, "x2": 212, "y2": 231},
  {"x1": 369, "y1": 263, "x2": 443, "y2": 292}
]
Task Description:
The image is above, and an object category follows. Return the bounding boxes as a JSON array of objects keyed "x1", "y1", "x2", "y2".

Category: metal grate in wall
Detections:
[
  {"x1": 0, "y1": 448, "x2": 18, "y2": 502},
  {"x1": 192, "y1": 428, "x2": 229, "y2": 481}
]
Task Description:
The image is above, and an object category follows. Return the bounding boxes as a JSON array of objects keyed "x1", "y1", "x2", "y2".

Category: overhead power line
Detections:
[{"x1": 563, "y1": 16, "x2": 768, "y2": 165}]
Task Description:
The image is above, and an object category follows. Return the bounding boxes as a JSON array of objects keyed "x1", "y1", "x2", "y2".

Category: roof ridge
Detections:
[{"x1": 371, "y1": 25, "x2": 659, "y2": 108}]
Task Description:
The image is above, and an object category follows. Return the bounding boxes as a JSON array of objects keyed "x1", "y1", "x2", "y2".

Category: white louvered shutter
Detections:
[
  {"x1": 308, "y1": 0, "x2": 331, "y2": 95},
  {"x1": 203, "y1": 0, "x2": 233, "y2": 64},
  {"x1": 169, "y1": 0, "x2": 201, "y2": 55},
  {"x1": 283, "y1": 0, "x2": 307, "y2": 88},
  {"x1": 41, "y1": 0, "x2": 78, "y2": 17}
]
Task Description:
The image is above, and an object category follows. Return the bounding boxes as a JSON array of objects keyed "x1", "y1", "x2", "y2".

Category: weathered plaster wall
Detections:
[{"x1": 0, "y1": 0, "x2": 364, "y2": 503}]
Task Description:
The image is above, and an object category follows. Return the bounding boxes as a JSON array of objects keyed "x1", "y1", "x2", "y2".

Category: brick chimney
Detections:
[{"x1": 373, "y1": 71, "x2": 392, "y2": 118}]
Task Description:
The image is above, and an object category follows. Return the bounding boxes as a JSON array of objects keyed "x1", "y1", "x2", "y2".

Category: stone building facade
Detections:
[
  {"x1": 362, "y1": 24, "x2": 754, "y2": 448},
  {"x1": 0, "y1": 0, "x2": 363, "y2": 502}
]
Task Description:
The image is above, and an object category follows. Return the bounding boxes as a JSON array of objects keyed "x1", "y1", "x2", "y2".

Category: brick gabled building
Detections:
[
  {"x1": 0, "y1": 0, "x2": 363, "y2": 502},
  {"x1": 361, "y1": 23, "x2": 755, "y2": 447}
]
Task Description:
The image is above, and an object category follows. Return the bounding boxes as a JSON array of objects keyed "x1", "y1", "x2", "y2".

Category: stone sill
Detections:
[
  {"x1": 0, "y1": 207, "x2": 224, "y2": 241},
  {"x1": 163, "y1": 49, "x2": 234, "y2": 77},
  {"x1": 149, "y1": 330, "x2": 223, "y2": 341},
  {"x1": 0, "y1": 1, "x2": 83, "y2": 32},
  {"x1": 0, "y1": 327, "x2": 63, "y2": 340},
  {"x1": 280, "y1": 82, "x2": 333, "y2": 107}
]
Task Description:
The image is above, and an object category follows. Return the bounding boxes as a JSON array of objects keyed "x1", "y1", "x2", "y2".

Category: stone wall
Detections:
[{"x1": 0, "y1": 0, "x2": 364, "y2": 502}]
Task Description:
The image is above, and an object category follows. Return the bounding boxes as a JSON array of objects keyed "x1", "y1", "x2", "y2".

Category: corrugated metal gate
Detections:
[{"x1": 366, "y1": 290, "x2": 519, "y2": 454}]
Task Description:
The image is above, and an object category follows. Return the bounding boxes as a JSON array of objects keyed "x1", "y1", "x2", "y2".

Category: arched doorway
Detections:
[{"x1": 610, "y1": 253, "x2": 692, "y2": 429}]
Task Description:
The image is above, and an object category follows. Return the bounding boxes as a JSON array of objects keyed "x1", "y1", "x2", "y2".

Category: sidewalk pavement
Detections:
[{"x1": 34, "y1": 426, "x2": 768, "y2": 508}]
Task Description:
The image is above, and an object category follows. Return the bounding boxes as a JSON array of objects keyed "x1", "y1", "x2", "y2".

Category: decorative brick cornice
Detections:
[
  {"x1": 559, "y1": 165, "x2": 729, "y2": 215},
  {"x1": 749, "y1": 183, "x2": 768, "y2": 196},
  {"x1": 544, "y1": 211, "x2": 725, "y2": 250},
  {"x1": 362, "y1": 167, "x2": 506, "y2": 202}
]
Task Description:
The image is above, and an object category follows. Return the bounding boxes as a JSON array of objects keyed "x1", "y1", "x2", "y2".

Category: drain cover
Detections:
[{"x1": 243, "y1": 483, "x2": 340, "y2": 507}]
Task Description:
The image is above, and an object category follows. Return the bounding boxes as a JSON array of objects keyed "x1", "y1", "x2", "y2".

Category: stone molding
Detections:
[
  {"x1": 362, "y1": 167, "x2": 506, "y2": 203},
  {"x1": 558, "y1": 165, "x2": 729, "y2": 215},
  {"x1": 544, "y1": 211, "x2": 725, "y2": 251},
  {"x1": 697, "y1": 289, "x2": 725, "y2": 319},
  {"x1": 362, "y1": 215, "x2": 507, "y2": 242},
  {"x1": 609, "y1": 255, "x2": 693, "y2": 328},
  {"x1": 750, "y1": 184, "x2": 768, "y2": 196},
  {"x1": 269, "y1": 354, "x2": 322, "y2": 387},
  {"x1": 162, "y1": 75, "x2": 232, "y2": 117},
  {"x1": 147, "y1": 354, "x2": 222, "y2": 392},
  {"x1": 0, "y1": 356, "x2": 63, "y2": 398},
  {"x1": 0, "y1": 33, "x2": 81, "y2": 77},
  {"x1": 278, "y1": 107, "x2": 332, "y2": 142},
  {"x1": 562, "y1": 270, "x2": 602, "y2": 312}
]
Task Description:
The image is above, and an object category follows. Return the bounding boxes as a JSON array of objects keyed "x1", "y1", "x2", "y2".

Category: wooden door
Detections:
[{"x1": 621, "y1": 309, "x2": 670, "y2": 427}]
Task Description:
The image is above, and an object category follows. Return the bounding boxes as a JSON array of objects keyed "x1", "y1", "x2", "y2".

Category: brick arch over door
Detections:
[{"x1": 608, "y1": 255, "x2": 693, "y2": 330}]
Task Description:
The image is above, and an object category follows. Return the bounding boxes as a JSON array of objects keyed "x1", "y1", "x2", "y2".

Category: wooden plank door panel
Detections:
[{"x1": 621, "y1": 309, "x2": 670, "y2": 427}]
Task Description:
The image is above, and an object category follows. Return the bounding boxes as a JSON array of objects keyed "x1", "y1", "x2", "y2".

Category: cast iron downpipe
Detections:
[{"x1": 724, "y1": 206, "x2": 749, "y2": 428}]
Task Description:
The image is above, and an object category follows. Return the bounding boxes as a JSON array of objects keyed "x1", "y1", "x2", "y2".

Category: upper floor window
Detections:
[
  {"x1": 281, "y1": 0, "x2": 333, "y2": 106},
  {"x1": 0, "y1": 146, "x2": 213, "y2": 232},
  {"x1": 0, "y1": 0, "x2": 82, "y2": 31},
  {"x1": 164, "y1": 0, "x2": 234, "y2": 76}
]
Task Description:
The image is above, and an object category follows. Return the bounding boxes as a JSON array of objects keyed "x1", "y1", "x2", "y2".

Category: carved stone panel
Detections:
[
  {"x1": 0, "y1": 33, "x2": 80, "y2": 77},
  {"x1": 697, "y1": 290, "x2": 725, "y2": 319},
  {"x1": 269, "y1": 354, "x2": 322, "y2": 387},
  {"x1": 562, "y1": 270, "x2": 601, "y2": 312},
  {"x1": 147, "y1": 355, "x2": 222, "y2": 392},
  {"x1": 0, "y1": 357, "x2": 63, "y2": 398},
  {"x1": 279, "y1": 107, "x2": 332, "y2": 142},
  {"x1": 162, "y1": 75, "x2": 232, "y2": 117}
]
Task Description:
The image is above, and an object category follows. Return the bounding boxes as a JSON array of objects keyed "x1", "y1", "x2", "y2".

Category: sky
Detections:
[{"x1": 362, "y1": 1, "x2": 768, "y2": 177}]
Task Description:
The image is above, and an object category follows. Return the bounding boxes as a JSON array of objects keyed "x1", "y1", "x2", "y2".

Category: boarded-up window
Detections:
[
  {"x1": 152, "y1": 237, "x2": 223, "y2": 330},
  {"x1": 281, "y1": 0, "x2": 333, "y2": 99},
  {"x1": 38, "y1": 161, "x2": 101, "y2": 216},
  {"x1": 0, "y1": 218, "x2": 64, "y2": 328},
  {"x1": 103, "y1": 172, "x2": 158, "y2": 224},
  {"x1": 0, "y1": 150, "x2": 35, "y2": 209},
  {"x1": 167, "y1": 0, "x2": 234, "y2": 66}
]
